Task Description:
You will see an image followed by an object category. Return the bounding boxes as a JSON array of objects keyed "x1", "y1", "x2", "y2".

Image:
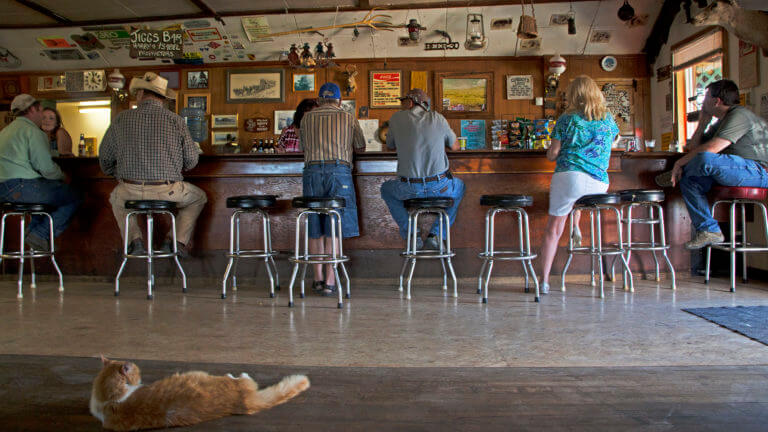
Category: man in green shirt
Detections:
[
  {"x1": 0, "y1": 94, "x2": 81, "y2": 250},
  {"x1": 657, "y1": 80, "x2": 768, "y2": 249}
]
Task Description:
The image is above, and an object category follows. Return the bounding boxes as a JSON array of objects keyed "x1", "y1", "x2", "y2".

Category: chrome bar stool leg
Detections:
[
  {"x1": 623, "y1": 205, "x2": 633, "y2": 291},
  {"x1": 649, "y1": 206, "x2": 660, "y2": 282},
  {"x1": 146, "y1": 213, "x2": 154, "y2": 300},
  {"x1": 741, "y1": 203, "x2": 748, "y2": 283},
  {"x1": 221, "y1": 211, "x2": 237, "y2": 299},
  {"x1": 262, "y1": 212, "x2": 276, "y2": 297},
  {"x1": 287, "y1": 211, "x2": 304, "y2": 307},
  {"x1": 561, "y1": 212, "x2": 575, "y2": 292},
  {"x1": 729, "y1": 201, "x2": 737, "y2": 292},
  {"x1": 169, "y1": 212, "x2": 187, "y2": 293},
  {"x1": 45, "y1": 213, "x2": 63, "y2": 292},
  {"x1": 17, "y1": 215, "x2": 25, "y2": 299},
  {"x1": 596, "y1": 208, "x2": 605, "y2": 299},
  {"x1": 657, "y1": 205, "x2": 676, "y2": 290},
  {"x1": 115, "y1": 212, "x2": 131, "y2": 296},
  {"x1": 438, "y1": 215, "x2": 448, "y2": 291},
  {"x1": 589, "y1": 210, "x2": 597, "y2": 287},
  {"x1": 444, "y1": 212, "x2": 458, "y2": 298}
]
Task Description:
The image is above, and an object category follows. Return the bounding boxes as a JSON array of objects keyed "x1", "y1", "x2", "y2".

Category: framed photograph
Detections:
[
  {"x1": 292, "y1": 72, "x2": 315, "y2": 92},
  {"x1": 435, "y1": 72, "x2": 493, "y2": 118},
  {"x1": 187, "y1": 70, "x2": 209, "y2": 89},
  {"x1": 212, "y1": 130, "x2": 238, "y2": 145},
  {"x1": 506, "y1": 75, "x2": 533, "y2": 100},
  {"x1": 158, "y1": 71, "x2": 180, "y2": 89},
  {"x1": 341, "y1": 100, "x2": 356, "y2": 117},
  {"x1": 274, "y1": 110, "x2": 296, "y2": 134},
  {"x1": 184, "y1": 93, "x2": 210, "y2": 114},
  {"x1": 369, "y1": 70, "x2": 402, "y2": 108},
  {"x1": 227, "y1": 68, "x2": 284, "y2": 103},
  {"x1": 211, "y1": 114, "x2": 238, "y2": 129}
]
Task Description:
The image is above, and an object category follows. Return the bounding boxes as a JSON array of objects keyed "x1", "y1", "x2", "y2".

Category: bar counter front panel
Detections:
[{"x1": 47, "y1": 151, "x2": 687, "y2": 279}]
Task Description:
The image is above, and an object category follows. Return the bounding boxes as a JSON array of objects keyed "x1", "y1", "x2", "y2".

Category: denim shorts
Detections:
[{"x1": 302, "y1": 163, "x2": 359, "y2": 238}]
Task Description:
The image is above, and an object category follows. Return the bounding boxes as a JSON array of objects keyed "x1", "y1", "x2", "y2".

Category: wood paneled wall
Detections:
[{"x1": 7, "y1": 54, "x2": 650, "y2": 153}]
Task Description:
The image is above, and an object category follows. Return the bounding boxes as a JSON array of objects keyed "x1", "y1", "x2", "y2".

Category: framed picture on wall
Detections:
[
  {"x1": 341, "y1": 100, "x2": 356, "y2": 118},
  {"x1": 274, "y1": 110, "x2": 296, "y2": 134},
  {"x1": 212, "y1": 130, "x2": 238, "y2": 145},
  {"x1": 369, "y1": 70, "x2": 402, "y2": 108},
  {"x1": 292, "y1": 72, "x2": 315, "y2": 92},
  {"x1": 435, "y1": 71, "x2": 494, "y2": 118},
  {"x1": 211, "y1": 114, "x2": 238, "y2": 129},
  {"x1": 227, "y1": 68, "x2": 285, "y2": 103},
  {"x1": 184, "y1": 92, "x2": 210, "y2": 114},
  {"x1": 187, "y1": 70, "x2": 209, "y2": 89}
]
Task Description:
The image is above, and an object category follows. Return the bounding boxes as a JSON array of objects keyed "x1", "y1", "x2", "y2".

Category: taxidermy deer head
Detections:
[
  {"x1": 344, "y1": 64, "x2": 358, "y2": 95},
  {"x1": 692, "y1": 0, "x2": 768, "y2": 56}
]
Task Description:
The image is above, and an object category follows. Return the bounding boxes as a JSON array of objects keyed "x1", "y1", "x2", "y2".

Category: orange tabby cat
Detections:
[{"x1": 90, "y1": 356, "x2": 310, "y2": 431}]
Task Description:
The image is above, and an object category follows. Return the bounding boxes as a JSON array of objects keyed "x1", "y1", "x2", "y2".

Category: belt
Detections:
[
  {"x1": 121, "y1": 179, "x2": 176, "y2": 186},
  {"x1": 400, "y1": 171, "x2": 451, "y2": 183},
  {"x1": 307, "y1": 160, "x2": 351, "y2": 167}
]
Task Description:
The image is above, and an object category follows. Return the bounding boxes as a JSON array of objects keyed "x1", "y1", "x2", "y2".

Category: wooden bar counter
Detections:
[{"x1": 43, "y1": 150, "x2": 686, "y2": 279}]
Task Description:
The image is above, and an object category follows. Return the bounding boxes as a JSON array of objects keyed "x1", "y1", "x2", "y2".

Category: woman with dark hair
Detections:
[
  {"x1": 277, "y1": 98, "x2": 317, "y2": 153},
  {"x1": 41, "y1": 107, "x2": 73, "y2": 156}
]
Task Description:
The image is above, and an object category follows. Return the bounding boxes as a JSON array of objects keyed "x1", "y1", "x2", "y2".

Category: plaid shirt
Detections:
[
  {"x1": 99, "y1": 99, "x2": 198, "y2": 181},
  {"x1": 299, "y1": 104, "x2": 365, "y2": 164}
]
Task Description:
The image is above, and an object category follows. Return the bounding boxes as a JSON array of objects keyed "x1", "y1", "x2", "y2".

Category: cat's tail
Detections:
[{"x1": 246, "y1": 374, "x2": 310, "y2": 413}]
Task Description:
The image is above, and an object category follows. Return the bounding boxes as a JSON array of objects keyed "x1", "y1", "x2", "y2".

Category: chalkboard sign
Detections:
[{"x1": 129, "y1": 30, "x2": 183, "y2": 59}]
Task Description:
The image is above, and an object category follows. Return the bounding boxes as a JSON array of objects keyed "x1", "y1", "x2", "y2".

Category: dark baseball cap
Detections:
[{"x1": 399, "y1": 88, "x2": 430, "y2": 108}]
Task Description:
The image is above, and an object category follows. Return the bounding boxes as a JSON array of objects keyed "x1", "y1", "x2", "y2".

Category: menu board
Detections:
[
  {"x1": 370, "y1": 71, "x2": 402, "y2": 108},
  {"x1": 129, "y1": 29, "x2": 183, "y2": 59}
]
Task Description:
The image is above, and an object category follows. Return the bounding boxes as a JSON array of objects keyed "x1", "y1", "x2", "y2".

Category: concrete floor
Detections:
[{"x1": 0, "y1": 273, "x2": 767, "y2": 430}]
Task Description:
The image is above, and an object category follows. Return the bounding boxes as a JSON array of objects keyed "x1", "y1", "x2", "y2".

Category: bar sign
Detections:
[{"x1": 129, "y1": 29, "x2": 184, "y2": 59}]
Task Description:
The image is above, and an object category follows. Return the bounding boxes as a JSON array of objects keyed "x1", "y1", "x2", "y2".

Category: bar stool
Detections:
[
  {"x1": 398, "y1": 197, "x2": 457, "y2": 299},
  {"x1": 477, "y1": 194, "x2": 539, "y2": 303},
  {"x1": 221, "y1": 195, "x2": 280, "y2": 299},
  {"x1": 613, "y1": 189, "x2": 676, "y2": 290},
  {"x1": 561, "y1": 193, "x2": 633, "y2": 298},
  {"x1": 705, "y1": 186, "x2": 768, "y2": 292},
  {"x1": 114, "y1": 200, "x2": 187, "y2": 299},
  {"x1": 286, "y1": 196, "x2": 350, "y2": 308},
  {"x1": 0, "y1": 203, "x2": 64, "y2": 299}
]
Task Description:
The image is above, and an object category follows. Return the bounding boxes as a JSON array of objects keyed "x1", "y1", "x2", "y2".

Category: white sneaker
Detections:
[{"x1": 540, "y1": 282, "x2": 550, "y2": 294}]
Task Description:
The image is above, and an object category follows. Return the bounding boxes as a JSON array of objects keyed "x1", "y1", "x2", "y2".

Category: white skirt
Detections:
[{"x1": 548, "y1": 171, "x2": 609, "y2": 216}]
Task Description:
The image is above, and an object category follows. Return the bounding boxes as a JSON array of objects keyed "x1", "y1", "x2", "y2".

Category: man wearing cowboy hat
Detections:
[
  {"x1": 0, "y1": 94, "x2": 81, "y2": 251},
  {"x1": 380, "y1": 88, "x2": 464, "y2": 250},
  {"x1": 100, "y1": 72, "x2": 206, "y2": 256}
]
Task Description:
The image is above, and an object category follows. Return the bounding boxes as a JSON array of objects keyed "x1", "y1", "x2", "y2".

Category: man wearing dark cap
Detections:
[
  {"x1": 100, "y1": 72, "x2": 206, "y2": 257},
  {"x1": 0, "y1": 94, "x2": 81, "y2": 251},
  {"x1": 380, "y1": 88, "x2": 464, "y2": 249},
  {"x1": 656, "y1": 79, "x2": 768, "y2": 249},
  {"x1": 299, "y1": 82, "x2": 365, "y2": 296}
]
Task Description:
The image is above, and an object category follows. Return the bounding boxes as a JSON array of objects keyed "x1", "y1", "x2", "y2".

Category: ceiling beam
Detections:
[
  {"x1": 187, "y1": 0, "x2": 224, "y2": 25},
  {"x1": 0, "y1": 0, "x2": 598, "y2": 29},
  {"x1": 13, "y1": 0, "x2": 71, "y2": 24}
]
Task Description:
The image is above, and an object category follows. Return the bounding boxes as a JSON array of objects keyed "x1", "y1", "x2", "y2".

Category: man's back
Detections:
[
  {"x1": 387, "y1": 107, "x2": 455, "y2": 178},
  {"x1": 99, "y1": 99, "x2": 197, "y2": 181},
  {"x1": 715, "y1": 105, "x2": 768, "y2": 163},
  {"x1": 299, "y1": 104, "x2": 364, "y2": 163}
]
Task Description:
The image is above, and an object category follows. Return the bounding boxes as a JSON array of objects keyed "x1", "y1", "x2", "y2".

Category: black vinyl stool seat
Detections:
[
  {"x1": 287, "y1": 196, "x2": 350, "y2": 308},
  {"x1": 125, "y1": 200, "x2": 176, "y2": 210},
  {"x1": 1, "y1": 202, "x2": 64, "y2": 299},
  {"x1": 611, "y1": 189, "x2": 676, "y2": 290},
  {"x1": 561, "y1": 193, "x2": 633, "y2": 298},
  {"x1": 292, "y1": 196, "x2": 346, "y2": 209},
  {"x1": 3, "y1": 202, "x2": 54, "y2": 213},
  {"x1": 226, "y1": 195, "x2": 277, "y2": 209},
  {"x1": 404, "y1": 197, "x2": 453, "y2": 209},
  {"x1": 477, "y1": 195, "x2": 539, "y2": 303},
  {"x1": 115, "y1": 200, "x2": 187, "y2": 299},
  {"x1": 222, "y1": 195, "x2": 280, "y2": 299},
  {"x1": 705, "y1": 186, "x2": 768, "y2": 292},
  {"x1": 399, "y1": 196, "x2": 458, "y2": 299},
  {"x1": 480, "y1": 194, "x2": 534, "y2": 208}
]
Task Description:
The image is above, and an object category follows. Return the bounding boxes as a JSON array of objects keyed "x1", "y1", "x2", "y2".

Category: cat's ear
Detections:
[
  {"x1": 120, "y1": 363, "x2": 132, "y2": 376},
  {"x1": 100, "y1": 354, "x2": 109, "y2": 365}
]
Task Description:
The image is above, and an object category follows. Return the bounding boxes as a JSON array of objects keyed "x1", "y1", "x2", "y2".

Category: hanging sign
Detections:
[
  {"x1": 244, "y1": 117, "x2": 270, "y2": 133},
  {"x1": 129, "y1": 29, "x2": 183, "y2": 59},
  {"x1": 370, "y1": 71, "x2": 402, "y2": 108},
  {"x1": 242, "y1": 16, "x2": 272, "y2": 42},
  {"x1": 505, "y1": 75, "x2": 533, "y2": 99}
]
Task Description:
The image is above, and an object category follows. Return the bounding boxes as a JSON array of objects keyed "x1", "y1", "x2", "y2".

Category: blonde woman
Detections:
[{"x1": 539, "y1": 75, "x2": 619, "y2": 294}]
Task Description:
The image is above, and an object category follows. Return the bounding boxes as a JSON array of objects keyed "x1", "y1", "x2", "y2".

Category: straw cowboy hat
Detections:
[{"x1": 129, "y1": 72, "x2": 176, "y2": 99}]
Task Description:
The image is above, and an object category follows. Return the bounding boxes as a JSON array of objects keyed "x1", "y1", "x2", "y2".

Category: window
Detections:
[{"x1": 672, "y1": 29, "x2": 726, "y2": 143}]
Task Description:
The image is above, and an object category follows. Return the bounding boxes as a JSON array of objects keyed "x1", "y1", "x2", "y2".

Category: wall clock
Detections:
[
  {"x1": 600, "y1": 56, "x2": 617, "y2": 72},
  {"x1": 83, "y1": 70, "x2": 106, "y2": 91}
]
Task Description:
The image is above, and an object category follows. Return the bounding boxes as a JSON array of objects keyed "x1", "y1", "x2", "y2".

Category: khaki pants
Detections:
[{"x1": 109, "y1": 181, "x2": 207, "y2": 246}]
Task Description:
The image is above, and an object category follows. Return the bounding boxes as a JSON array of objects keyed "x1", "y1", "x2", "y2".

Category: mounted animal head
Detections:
[
  {"x1": 344, "y1": 64, "x2": 358, "y2": 95},
  {"x1": 692, "y1": 0, "x2": 739, "y2": 26}
]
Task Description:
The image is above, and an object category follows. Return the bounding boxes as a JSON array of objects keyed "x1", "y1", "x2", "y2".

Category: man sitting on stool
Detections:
[
  {"x1": 0, "y1": 94, "x2": 81, "y2": 250},
  {"x1": 99, "y1": 72, "x2": 206, "y2": 257},
  {"x1": 380, "y1": 88, "x2": 465, "y2": 249},
  {"x1": 656, "y1": 79, "x2": 768, "y2": 249}
]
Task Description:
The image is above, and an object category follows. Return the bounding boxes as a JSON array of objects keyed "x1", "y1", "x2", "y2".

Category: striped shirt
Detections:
[
  {"x1": 99, "y1": 98, "x2": 198, "y2": 182},
  {"x1": 299, "y1": 104, "x2": 365, "y2": 164}
]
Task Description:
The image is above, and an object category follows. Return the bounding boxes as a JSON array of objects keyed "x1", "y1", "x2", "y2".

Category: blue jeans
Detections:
[
  {"x1": 0, "y1": 178, "x2": 82, "y2": 239},
  {"x1": 380, "y1": 175, "x2": 465, "y2": 240},
  {"x1": 680, "y1": 152, "x2": 768, "y2": 233},
  {"x1": 302, "y1": 163, "x2": 359, "y2": 238}
]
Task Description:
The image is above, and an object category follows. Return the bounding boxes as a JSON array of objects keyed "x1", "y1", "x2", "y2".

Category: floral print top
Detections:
[{"x1": 551, "y1": 111, "x2": 619, "y2": 183}]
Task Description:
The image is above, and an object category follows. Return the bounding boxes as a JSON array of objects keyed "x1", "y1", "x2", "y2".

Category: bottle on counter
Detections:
[
  {"x1": 78, "y1": 134, "x2": 86, "y2": 157},
  {"x1": 257, "y1": 139, "x2": 264, "y2": 153}
]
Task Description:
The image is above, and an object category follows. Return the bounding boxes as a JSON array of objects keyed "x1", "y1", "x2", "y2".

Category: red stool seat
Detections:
[{"x1": 710, "y1": 186, "x2": 768, "y2": 201}]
